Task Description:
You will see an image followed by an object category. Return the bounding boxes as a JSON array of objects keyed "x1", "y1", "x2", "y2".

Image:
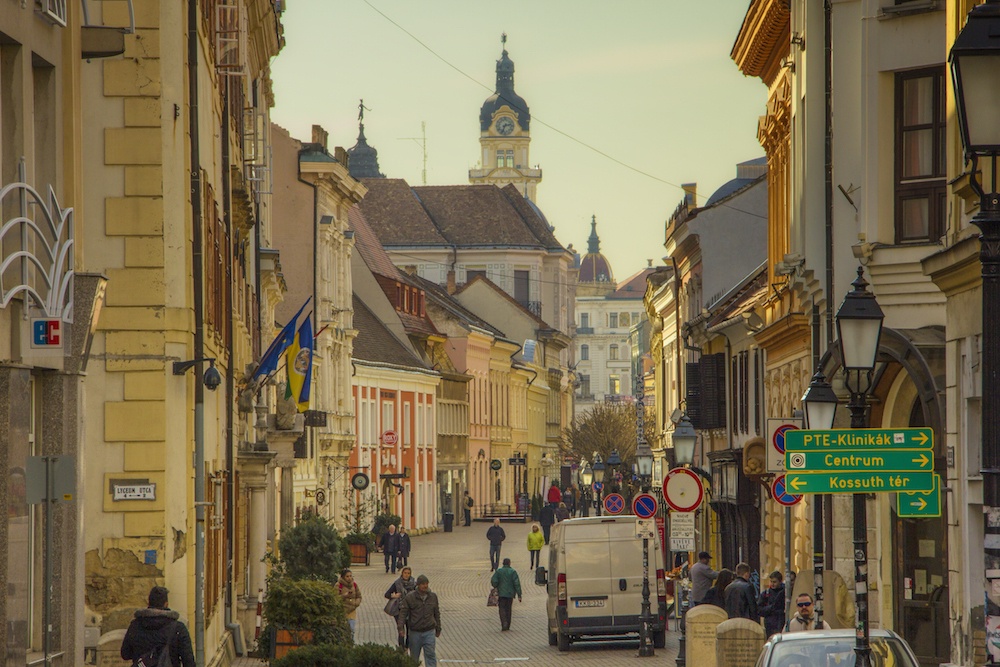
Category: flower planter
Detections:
[
  {"x1": 273, "y1": 629, "x2": 313, "y2": 659},
  {"x1": 348, "y1": 542, "x2": 370, "y2": 565}
]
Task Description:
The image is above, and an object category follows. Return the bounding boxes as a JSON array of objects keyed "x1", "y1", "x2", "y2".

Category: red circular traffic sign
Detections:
[
  {"x1": 772, "y1": 424, "x2": 799, "y2": 455},
  {"x1": 603, "y1": 493, "x2": 626, "y2": 515},
  {"x1": 632, "y1": 493, "x2": 658, "y2": 519},
  {"x1": 381, "y1": 430, "x2": 398, "y2": 446},
  {"x1": 771, "y1": 474, "x2": 803, "y2": 507},
  {"x1": 662, "y1": 468, "x2": 704, "y2": 513}
]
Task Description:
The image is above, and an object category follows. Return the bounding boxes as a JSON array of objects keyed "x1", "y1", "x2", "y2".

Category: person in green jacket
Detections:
[
  {"x1": 490, "y1": 558, "x2": 522, "y2": 631},
  {"x1": 527, "y1": 524, "x2": 544, "y2": 569}
]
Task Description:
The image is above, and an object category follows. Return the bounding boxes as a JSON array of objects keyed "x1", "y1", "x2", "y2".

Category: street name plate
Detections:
[
  {"x1": 784, "y1": 427, "x2": 933, "y2": 451},
  {"x1": 785, "y1": 471, "x2": 934, "y2": 494},
  {"x1": 785, "y1": 449, "x2": 933, "y2": 473}
]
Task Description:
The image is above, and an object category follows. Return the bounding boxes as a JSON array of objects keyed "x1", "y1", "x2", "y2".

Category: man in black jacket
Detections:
[
  {"x1": 724, "y1": 562, "x2": 759, "y2": 620},
  {"x1": 379, "y1": 524, "x2": 402, "y2": 574},
  {"x1": 121, "y1": 586, "x2": 195, "y2": 667},
  {"x1": 486, "y1": 518, "x2": 506, "y2": 571},
  {"x1": 538, "y1": 503, "x2": 555, "y2": 544}
]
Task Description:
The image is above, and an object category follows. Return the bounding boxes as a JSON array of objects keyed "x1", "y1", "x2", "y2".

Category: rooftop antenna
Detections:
[{"x1": 398, "y1": 121, "x2": 427, "y2": 185}]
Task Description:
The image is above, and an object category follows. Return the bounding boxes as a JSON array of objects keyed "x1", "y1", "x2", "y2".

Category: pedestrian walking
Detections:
[
  {"x1": 384, "y1": 566, "x2": 417, "y2": 647},
  {"x1": 527, "y1": 523, "x2": 544, "y2": 569},
  {"x1": 490, "y1": 558, "x2": 522, "y2": 631},
  {"x1": 724, "y1": 562, "x2": 759, "y2": 620},
  {"x1": 758, "y1": 570, "x2": 786, "y2": 637},
  {"x1": 486, "y1": 518, "x2": 506, "y2": 571},
  {"x1": 337, "y1": 568, "x2": 362, "y2": 639},
  {"x1": 561, "y1": 487, "x2": 574, "y2": 514},
  {"x1": 701, "y1": 568, "x2": 734, "y2": 609},
  {"x1": 397, "y1": 574, "x2": 441, "y2": 667},
  {"x1": 788, "y1": 593, "x2": 831, "y2": 632},
  {"x1": 463, "y1": 491, "x2": 474, "y2": 526},
  {"x1": 689, "y1": 551, "x2": 718, "y2": 606},
  {"x1": 555, "y1": 502, "x2": 571, "y2": 522},
  {"x1": 539, "y1": 503, "x2": 555, "y2": 544},
  {"x1": 398, "y1": 526, "x2": 411, "y2": 567},
  {"x1": 546, "y1": 482, "x2": 562, "y2": 506},
  {"x1": 378, "y1": 523, "x2": 401, "y2": 574},
  {"x1": 121, "y1": 586, "x2": 196, "y2": 667}
]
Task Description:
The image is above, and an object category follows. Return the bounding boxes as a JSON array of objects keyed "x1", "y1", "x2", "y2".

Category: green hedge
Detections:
[
  {"x1": 271, "y1": 643, "x2": 419, "y2": 667},
  {"x1": 258, "y1": 578, "x2": 352, "y2": 656},
  {"x1": 276, "y1": 514, "x2": 347, "y2": 583}
]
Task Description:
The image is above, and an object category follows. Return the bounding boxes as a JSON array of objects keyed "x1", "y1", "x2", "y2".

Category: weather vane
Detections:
[
  {"x1": 358, "y1": 98, "x2": 371, "y2": 123},
  {"x1": 501, "y1": 33, "x2": 506, "y2": 49}
]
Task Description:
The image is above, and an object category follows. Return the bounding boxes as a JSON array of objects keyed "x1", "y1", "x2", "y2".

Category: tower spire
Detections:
[{"x1": 588, "y1": 215, "x2": 601, "y2": 254}]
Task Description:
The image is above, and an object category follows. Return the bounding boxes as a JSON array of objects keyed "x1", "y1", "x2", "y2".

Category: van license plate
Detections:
[{"x1": 575, "y1": 599, "x2": 605, "y2": 608}]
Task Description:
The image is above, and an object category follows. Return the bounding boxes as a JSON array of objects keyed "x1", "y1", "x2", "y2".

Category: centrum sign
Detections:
[
  {"x1": 784, "y1": 427, "x2": 932, "y2": 451},
  {"x1": 785, "y1": 471, "x2": 934, "y2": 494},
  {"x1": 786, "y1": 450, "x2": 933, "y2": 473}
]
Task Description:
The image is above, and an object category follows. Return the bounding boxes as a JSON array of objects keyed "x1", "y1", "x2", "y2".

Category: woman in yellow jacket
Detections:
[{"x1": 527, "y1": 523, "x2": 545, "y2": 569}]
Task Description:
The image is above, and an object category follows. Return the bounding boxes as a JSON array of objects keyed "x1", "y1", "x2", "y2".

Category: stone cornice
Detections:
[
  {"x1": 753, "y1": 312, "x2": 810, "y2": 356},
  {"x1": 922, "y1": 233, "x2": 981, "y2": 297},
  {"x1": 731, "y1": 0, "x2": 790, "y2": 86}
]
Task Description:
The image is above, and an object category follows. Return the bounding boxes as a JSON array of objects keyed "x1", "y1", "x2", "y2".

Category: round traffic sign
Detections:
[
  {"x1": 663, "y1": 468, "x2": 705, "y2": 513},
  {"x1": 603, "y1": 493, "x2": 626, "y2": 515},
  {"x1": 490, "y1": 459, "x2": 502, "y2": 471},
  {"x1": 771, "y1": 474, "x2": 803, "y2": 507},
  {"x1": 381, "y1": 430, "x2": 398, "y2": 446},
  {"x1": 592, "y1": 481, "x2": 604, "y2": 492},
  {"x1": 772, "y1": 423, "x2": 799, "y2": 455},
  {"x1": 350, "y1": 472, "x2": 370, "y2": 491},
  {"x1": 632, "y1": 493, "x2": 658, "y2": 519}
]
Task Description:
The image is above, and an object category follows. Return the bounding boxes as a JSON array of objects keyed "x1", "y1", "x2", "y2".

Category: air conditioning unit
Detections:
[{"x1": 36, "y1": 0, "x2": 67, "y2": 26}]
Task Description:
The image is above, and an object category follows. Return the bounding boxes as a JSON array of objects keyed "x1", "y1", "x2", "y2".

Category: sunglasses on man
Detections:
[{"x1": 797, "y1": 601, "x2": 813, "y2": 607}]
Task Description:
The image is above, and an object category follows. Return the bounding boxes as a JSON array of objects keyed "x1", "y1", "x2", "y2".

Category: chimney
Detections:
[
  {"x1": 311, "y1": 124, "x2": 328, "y2": 149},
  {"x1": 682, "y1": 183, "x2": 697, "y2": 207},
  {"x1": 335, "y1": 146, "x2": 349, "y2": 165},
  {"x1": 446, "y1": 270, "x2": 457, "y2": 294}
]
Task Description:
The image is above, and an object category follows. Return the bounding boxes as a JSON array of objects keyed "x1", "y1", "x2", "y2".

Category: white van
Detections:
[{"x1": 534, "y1": 515, "x2": 668, "y2": 651}]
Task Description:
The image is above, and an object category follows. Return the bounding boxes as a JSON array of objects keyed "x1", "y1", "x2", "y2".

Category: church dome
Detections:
[
  {"x1": 480, "y1": 43, "x2": 530, "y2": 132},
  {"x1": 347, "y1": 122, "x2": 384, "y2": 179},
  {"x1": 578, "y1": 216, "x2": 614, "y2": 283}
]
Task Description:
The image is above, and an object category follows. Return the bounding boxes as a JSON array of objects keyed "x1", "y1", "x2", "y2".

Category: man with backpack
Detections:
[{"x1": 121, "y1": 586, "x2": 195, "y2": 667}]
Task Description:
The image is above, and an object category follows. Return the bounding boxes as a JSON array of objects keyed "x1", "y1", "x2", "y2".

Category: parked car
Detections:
[
  {"x1": 756, "y1": 628, "x2": 920, "y2": 667},
  {"x1": 534, "y1": 515, "x2": 668, "y2": 651}
]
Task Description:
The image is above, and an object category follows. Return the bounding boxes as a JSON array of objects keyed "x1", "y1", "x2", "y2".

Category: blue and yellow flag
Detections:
[
  {"x1": 253, "y1": 297, "x2": 311, "y2": 383},
  {"x1": 284, "y1": 314, "x2": 313, "y2": 412}
]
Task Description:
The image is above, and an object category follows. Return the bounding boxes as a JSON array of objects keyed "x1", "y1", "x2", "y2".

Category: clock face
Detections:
[{"x1": 496, "y1": 117, "x2": 515, "y2": 136}]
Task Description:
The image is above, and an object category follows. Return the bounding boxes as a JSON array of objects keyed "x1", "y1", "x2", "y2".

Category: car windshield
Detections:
[{"x1": 769, "y1": 636, "x2": 915, "y2": 667}]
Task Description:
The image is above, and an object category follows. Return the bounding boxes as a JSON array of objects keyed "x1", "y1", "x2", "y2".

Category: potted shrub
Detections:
[{"x1": 345, "y1": 531, "x2": 375, "y2": 565}]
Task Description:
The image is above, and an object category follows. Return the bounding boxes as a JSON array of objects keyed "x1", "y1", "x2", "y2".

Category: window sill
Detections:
[{"x1": 878, "y1": 0, "x2": 938, "y2": 19}]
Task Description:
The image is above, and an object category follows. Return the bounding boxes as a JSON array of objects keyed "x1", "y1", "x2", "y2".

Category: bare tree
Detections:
[{"x1": 562, "y1": 401, "x2": 649, "y2": 470}]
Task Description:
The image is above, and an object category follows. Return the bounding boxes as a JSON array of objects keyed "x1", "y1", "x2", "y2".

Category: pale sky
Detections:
[{"x1": 270, "y1": 0, "x2": 766, "y2": 280}]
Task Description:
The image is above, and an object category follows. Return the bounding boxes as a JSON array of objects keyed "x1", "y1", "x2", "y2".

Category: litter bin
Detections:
[{"x1": 443, "y1": 512, "x2": 454, "y2": 532}]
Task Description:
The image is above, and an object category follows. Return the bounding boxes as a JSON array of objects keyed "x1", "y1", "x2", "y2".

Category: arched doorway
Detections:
[{"x1": 821, "y1": 326, "x2": 949, "y2": 666}]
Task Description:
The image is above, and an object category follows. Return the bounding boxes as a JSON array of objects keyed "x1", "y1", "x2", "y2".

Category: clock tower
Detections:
[{"x1": 469, "y1": 35, "x2": 542, "y2": 201}]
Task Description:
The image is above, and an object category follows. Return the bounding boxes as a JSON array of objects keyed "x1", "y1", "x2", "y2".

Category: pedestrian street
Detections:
[{"x1": 349, "y1": 520, "x2": 680, "y2": 665}]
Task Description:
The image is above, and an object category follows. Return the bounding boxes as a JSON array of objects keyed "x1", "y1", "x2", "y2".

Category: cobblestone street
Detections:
[{"x1": 348, "y1": 521, "x2": 678, "y2": 665}]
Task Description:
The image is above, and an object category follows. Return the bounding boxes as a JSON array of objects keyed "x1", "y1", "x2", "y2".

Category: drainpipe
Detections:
[
  {"x1": 823, "y1": 0, "x2": 836, "y2": 574},
  {"x1": 188, "y1": 0, "x2": 206, "y2": 663},
  {"x1": 221, "y1": 90, "x2": 235, "y2": 635}
]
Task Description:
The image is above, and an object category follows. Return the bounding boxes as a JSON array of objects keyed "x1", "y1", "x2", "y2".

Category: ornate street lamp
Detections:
[
  {"x1": 672, "y1": 413, "x2": 697, "y2": 466},
  {"x1": 951, "y1": 5, "x2": 1000, "y2": 656},
  {"x1": 593, "y1": 454, "x2": 605, "y2": 516},
  {"x1": 800, "y1": 368, "x2": 839, "y2": 628},
  {"x1": 835, "y1": 267, "x2": 884, "y2": 667},
  {"x1": 580, "y1": 461, "x2": 593, "y2": 517},
  {"x1": 607, "y1": 449, "x2": 622, "y2": 491}
]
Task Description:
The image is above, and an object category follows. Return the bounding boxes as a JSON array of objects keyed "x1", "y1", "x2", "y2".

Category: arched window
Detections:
[
  {"x1": 580, "y1": 344, "x2": 589, "y2": 361},
  {"x1": 609, "y1": 344, "x2": 619, "y2": 361}
]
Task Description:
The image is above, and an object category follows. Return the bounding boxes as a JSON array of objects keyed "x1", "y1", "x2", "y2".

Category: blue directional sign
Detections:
[
  {"x1": 632, "y1": 493, "x2": 658, "y2": 519},
  {"x1": 604, "y1": 493, "x2": 625, "y2": 515}
]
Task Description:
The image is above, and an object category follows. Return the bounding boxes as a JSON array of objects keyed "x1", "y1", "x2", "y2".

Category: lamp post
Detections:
[
  {"x1": 801, "y1": 369, "x2": 839, "y2": 629},
  {"x1": 580, "y1": 461, "x2": 593, "y2": 517},
  {"x1": 835, "y1": 267, "x2": 884, "y2": 667},
  {"x1": 951, "y1": 5, "x2": 1000, "y2": 658},
  {"x1": 593, "y1": 454, "x2": 605, "y2": 516},
  {"x1": 635, "y1": 377, "x2": 655, "y2": 658},
  {"x1": 671, "y1": 413, "x2": 697, "y2": 667},
  {"x1": 607, "y1": 448, "x2": 623, "y2": 492}
]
